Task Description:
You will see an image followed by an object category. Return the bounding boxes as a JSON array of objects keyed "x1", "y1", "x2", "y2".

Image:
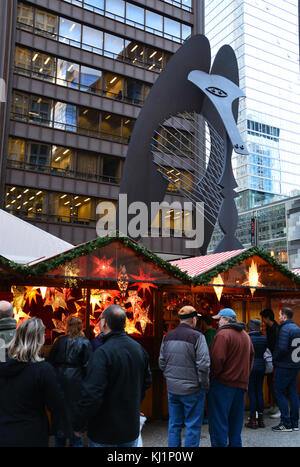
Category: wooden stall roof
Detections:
[
  {"x1": 12, "y1": 234, "x2": 190, "y2": 286},
  {"x1": 171, "y1": 247, "x2": 300, "y2": 291}
]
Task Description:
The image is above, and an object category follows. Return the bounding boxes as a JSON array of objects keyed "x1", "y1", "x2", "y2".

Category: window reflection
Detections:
[
  {"x1": 17, "y1": 3, "x2": 34, "y2": 30},
  {"x1": 145, "y1": 10, "x2": 163, "y2": 35},
  {"x1": 80, "y1": 66, "x2": 102, "y2": 94},
  {"x1": 59, "y1": 18, "x2": 81, "y2": 46},
  {"x1": 85, "y1": 0, "x2": 104, "y2": 12},
  {"x1": 57, "y1": 60, "x2": 79, "y2": 88},
  {"x1": 54, "y1": 102, "x2": 77, "y2": 132},
  {"x1": 164, "y1": 17, "x2": 181, "y2": 40},
  {"x1": 106, "y1": 0, "x2": 125, "y2": 20},
  {"x1": 77, "y1": 151, "x2": 98, "y2": 178},
  {"x1": 125, "y1": 78, "x2": 143, "y2": 104},
  {"x1": 125, "y1": 3, "x2": 144, "y2": 28},
  {"x1": 104, "y1": 33, "x2": 125, "y2": 59},
  {"x1": 82, "y1": 25, "x2": 103, "y2": 53},
  {"x1": 122, "y1": 118, "x2": 134, "y2": 143},
  {"x1": 35, "y1": 9, "x2": 58, "y2": 37},
  {"x1": 11, "y1": 92, "x2": 29, "y2": 120}
]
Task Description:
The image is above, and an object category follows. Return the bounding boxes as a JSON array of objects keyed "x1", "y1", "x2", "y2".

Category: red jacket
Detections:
[{"x1": 209, "y1": 322, "x2": 254, "y2": 390}]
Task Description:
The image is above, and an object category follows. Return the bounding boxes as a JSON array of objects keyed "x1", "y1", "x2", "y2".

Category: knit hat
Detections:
[{"x1": 248, "y1": 318, "x2": 261, "y2": 330}]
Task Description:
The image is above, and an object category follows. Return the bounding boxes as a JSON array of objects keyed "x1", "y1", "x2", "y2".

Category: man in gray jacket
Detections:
[{"x1": 159, "y1": 305, "x2": 210, "y2": 447}]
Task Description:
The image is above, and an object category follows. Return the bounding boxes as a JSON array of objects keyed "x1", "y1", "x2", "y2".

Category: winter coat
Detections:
[
  {"x1": 209, "y1": 322, "x2": 254, "y2": 390},
  {"x1": 48, "y1": 335, "x2": 92, "y2": 437},
  {"x1": 0, "y1": 317, "x2": 17, "y2": 345},
  {"x1": 273, "y1": 319, "x2": 300, "y2": 369},
  {"x1": 73, "y1": 330, "x2": 152, "y2": 445},
  {"x1": 266, "y1": 321, "x2": 279, "y2": 354},
  {"x1": 0, "y1": 359, "x2": 65, "y2": 447},
  {"x1": 248, "y1": 331, "x2": 268, "y2": 372},
  {"x1": 159, "y1": 323, "x2": 210, "y2": 395}
]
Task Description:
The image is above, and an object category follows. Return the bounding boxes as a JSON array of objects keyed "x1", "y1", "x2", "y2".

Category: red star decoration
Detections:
[
  {"x1": 92, "y1": 256, "x2": 115, "y2": 278},
  {"x1": 130, "y1": 267, "x2": 158, "y2": 296}
]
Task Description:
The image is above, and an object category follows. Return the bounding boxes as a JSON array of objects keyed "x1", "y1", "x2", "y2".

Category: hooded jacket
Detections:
[
  {"x1": 209, "y1": 322, "x2": 254, "y2": 390},
  {"x1": 0, "y1": 358, "x2": 65, "y2": 447},
  {"x1": 0, "y1": 317, "x2": 17, "y2": 345}
]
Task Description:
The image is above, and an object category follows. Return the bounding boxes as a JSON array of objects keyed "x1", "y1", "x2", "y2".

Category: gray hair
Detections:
[
  {"x1": 8, "y1": 318, "x2": 45, "y2": 363},
  {"x1": 0, "y1": 301, "x2": 14, "y2": 319}
]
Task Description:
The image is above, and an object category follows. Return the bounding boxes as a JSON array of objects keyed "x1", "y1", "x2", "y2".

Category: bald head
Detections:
[
  {"x1": 0, "y1": 301, "x2": 14, "y2": 320},
  {"x1": 101, "y1": 305, "x2": 126, "y2": 333}
]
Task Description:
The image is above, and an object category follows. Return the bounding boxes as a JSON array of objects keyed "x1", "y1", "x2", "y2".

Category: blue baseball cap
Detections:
[{"x1": 212, "y1": 308, "x2": 236, "y2": 320}]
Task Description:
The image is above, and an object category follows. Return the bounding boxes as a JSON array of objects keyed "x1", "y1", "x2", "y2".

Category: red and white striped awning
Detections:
[
  {"x1": 171, "y1": 249, "x2": 247, "y2": 277},
  {"x1": 293, "y1": 269, "x2": 300, "y2": 276}
]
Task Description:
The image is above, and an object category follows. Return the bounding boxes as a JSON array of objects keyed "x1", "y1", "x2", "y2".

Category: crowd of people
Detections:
[{"x1": 0, "y1": 298, "x2": 300, "y2": 448}]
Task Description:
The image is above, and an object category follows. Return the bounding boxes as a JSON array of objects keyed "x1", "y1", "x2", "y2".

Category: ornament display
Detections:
[{"x1": 117, "y1": 265, "x2": 129, "y2": 296}]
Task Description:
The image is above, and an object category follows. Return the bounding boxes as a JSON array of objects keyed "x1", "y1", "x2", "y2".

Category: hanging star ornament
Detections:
[
  {"x1": 130, "y1": 267, "x2": 158, "y2": 296},
  {"x1": 64, "y1": 260, "x2": 80, "y2": 288},
  {"x1": 92, "y1": 256, "x2": 115, "y2": 278},
  {"x1": 135, "y1": 304, "x2": 152, "y2": 334},
  {"x1": 24, "y1": 286, "x2": 41, "y2": 306},
  {"x1": 242, "y1": 260, "x2": 264, "y2": 296}
]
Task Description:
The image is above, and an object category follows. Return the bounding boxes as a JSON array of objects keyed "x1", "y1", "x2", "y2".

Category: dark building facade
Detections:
[{"x1": 0, "y1": 0, "x2": 204, "y2": 259}]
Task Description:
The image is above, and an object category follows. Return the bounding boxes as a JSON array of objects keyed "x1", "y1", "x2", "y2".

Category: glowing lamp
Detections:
[{"x1": 213, "y1": 274, "x2": 223, "y2": 301}]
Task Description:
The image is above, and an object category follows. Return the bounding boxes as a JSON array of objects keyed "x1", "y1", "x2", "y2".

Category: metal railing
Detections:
[
  {"x1": 10, "y1": 112, "x2": 131, "y2": 144},
  {"x1": 62, "y1": 0, "x2": 184, "y2": 42},
  {"x1": 6, "y1": 160, "x2": 121, "y2": 185},
  {"x1": 16, "y1": 21, "x2": 164, "y2": 73},
  {"x1": 14, "y1": 65, "x2": 146, "y2": 107}
]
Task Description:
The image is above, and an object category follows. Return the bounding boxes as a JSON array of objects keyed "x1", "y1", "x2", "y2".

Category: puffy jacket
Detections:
[
  {"x1": 159, "y1": 323, "x2": 210, "y2": 395},
  {"x1": 48, "y1": 335, "x2": 92, "y2": 437},
  {"x1": 248, "y1": 331, "x2": 268, "y2": 372},
  {"x1": 73, "y1": 330, "x2": 152, "y2": 445},
  {"x1": 273, "y1": 319, "x2": 300, "y2": 369},
  {"x1": 0, "y1": 317, "x2": 17, "y2": 345}
]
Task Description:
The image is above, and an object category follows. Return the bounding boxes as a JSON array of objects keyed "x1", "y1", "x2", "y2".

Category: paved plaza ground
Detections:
[{"x1": 142, "y1": 411, "x2": 300, "y2": 448}]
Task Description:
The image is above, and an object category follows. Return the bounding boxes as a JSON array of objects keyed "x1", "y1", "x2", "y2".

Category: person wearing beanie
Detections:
[
  {"x1": 245, "y1": 319, "x2": 268, "y2": 429},
  {"x1": 207, "y1": 308, "x2": 254, "y2": 447},
  {"x1": 159, "y1": 305, "x2": 210, "y2": 447}
]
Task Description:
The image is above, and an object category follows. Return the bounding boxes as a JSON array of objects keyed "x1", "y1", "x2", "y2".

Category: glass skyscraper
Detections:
[{"x1": 205, "y1": 0, "x2": 300, "y2": 211}]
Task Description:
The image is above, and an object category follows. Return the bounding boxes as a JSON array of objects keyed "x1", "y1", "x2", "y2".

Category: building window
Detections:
[
  {"x1": 104, "y1": 73, "x2": 123, "y2": 99},
  {"x1": 14, "y1": 46, "x2": 31, "y2": 76},
  {"x1": 82, "y1": 25, "x2": 103, "y2": 53},
  {"x1": 17, "y1": 3, "x2": 34, "y2": 30},
  {"x1": 78, "y1": 108, "x2": 100, "y2": 136},
  {"x1": 57, "y1": 60, "x2": 79, "y2": 88},
  {"x1": 101, "y1": 156, "x2": 122, "y2": 182},
  {"x1": 51, "y1": 146, "x2": 74, "y2": 173},
  {"x1": 80, "y1": 66, "x2": 102, "y2": 94},
  {"x1": 125, "y1": 78, "x2": 143, "y2": 104},
  {"x1": 77, "y1": 151, "x2": 99, "y2": 179},
  {"x1": 73, "y1": 196, "x2": 93, "y2": 224},
  {"x1": 164, "y1": 17, "x2": 181, "y2": 41},
  {"x1": 11, "y1": 92, "x2": 29, "y2": 120},
  {"x1": 125, "y1": 3, "x2": 144, "y2": 28},
  {"x1": 54, "y1": 102, "x2": 77, "y2": 132},
  {"x1": 28, "y1": 143, "x2": 50, "y2": 170},
  {"x1": 103, "y1": 33, "x2": 125, "y2": 59},
  {"x1": 5, "y1": 186, "x2": 46, "y2": 219},
  {"x1": 101, "y1": 113, "x2": 122, "y2": 141},
  {"x1": 32, "y1": 51, "x2": 56, "y2": 82},
  {"x1": 35, "y1": 9, "x2": 58, "y2": 37},
  {"x1": 59, "y1": 18, "x2": 81, "y2": 47},
  {"x1": 50, "y1": 193, "x2": 94, "y2": 224},
  {"x1": 7, "y1": 138, "x2": 25, "y2": 165},
  {"x1": 29, "y1": 96, "x2": 53, "y2": 126},
  {"x1": 106, "y1": 0, "x2": 125, "y2": 20}
]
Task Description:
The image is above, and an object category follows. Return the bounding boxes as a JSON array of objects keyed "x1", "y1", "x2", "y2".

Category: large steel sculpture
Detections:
[{"x1": 118, "y1": 34, "x2": 248, "y2": 254}]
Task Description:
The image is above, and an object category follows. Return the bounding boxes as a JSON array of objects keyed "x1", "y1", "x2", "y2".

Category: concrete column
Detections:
[{"x1": 0, "y1": 0, "x2": 18, "y2": 208}]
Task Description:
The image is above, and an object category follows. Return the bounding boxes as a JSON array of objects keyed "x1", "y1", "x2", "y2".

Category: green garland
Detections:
[{"x1": 0, "y1": 236, "x2": 299, "y2": 288}]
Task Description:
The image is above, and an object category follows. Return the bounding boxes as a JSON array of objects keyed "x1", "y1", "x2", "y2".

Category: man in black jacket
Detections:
[{"x1": 73, "y1": 305, "x2": 152, "y2": 447}]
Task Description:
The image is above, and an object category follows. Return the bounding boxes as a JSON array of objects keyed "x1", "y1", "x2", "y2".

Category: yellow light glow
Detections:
[
  {"x1": 242, "y1": 260, "x2": 264, "y2": 296},
  {"x1": 213, "y1": 274, "x2": 223, "y2": 301}
]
